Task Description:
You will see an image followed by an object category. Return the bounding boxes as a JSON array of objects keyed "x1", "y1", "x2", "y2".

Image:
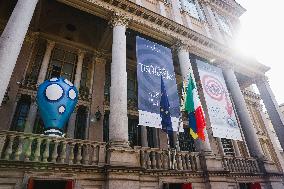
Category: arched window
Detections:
[{"x1": 10, "y1": 95, "x2": 31, "y2": 132}]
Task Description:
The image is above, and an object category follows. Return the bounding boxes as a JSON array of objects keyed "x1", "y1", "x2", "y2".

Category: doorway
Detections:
[{"x1": 28, "y1": 179, "x2": 74, "y2": 189}]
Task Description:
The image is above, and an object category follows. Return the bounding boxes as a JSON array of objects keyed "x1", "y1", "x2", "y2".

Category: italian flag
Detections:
[{"x1": 184, "y1": 73, "x2": 206, "y2": 141}]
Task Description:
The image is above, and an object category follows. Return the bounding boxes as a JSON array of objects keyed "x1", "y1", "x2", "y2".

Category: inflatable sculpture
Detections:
[{"x1": 37, "y1": 77, "x2": 78, "y2": 137}]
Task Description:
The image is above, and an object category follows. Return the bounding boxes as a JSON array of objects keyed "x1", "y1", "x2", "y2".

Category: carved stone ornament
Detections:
[
  {"x1": 172, "y1": 40, "x2": 191, "y2": 53},
  {"x1": 109, "y1": 12, "x2": 130, "y2": 27}
]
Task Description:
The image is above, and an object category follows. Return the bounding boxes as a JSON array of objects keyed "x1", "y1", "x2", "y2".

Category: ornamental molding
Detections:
[
  {"x1": 171, "y1": 40, "x2": 192, "y2": 53},
  {"x1": 200, "y1": 0, "x2": 246, "y2": 18},
  {"x1": 57, "y1": 0, "x2": 266, "y2": 78},
  {"x1": 109, "y1": 11, "x2": 131, "y2": 27}
]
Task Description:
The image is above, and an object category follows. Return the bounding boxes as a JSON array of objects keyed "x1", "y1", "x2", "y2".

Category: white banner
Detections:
[{"x1": 196, "y1": 60, "x2": 242, "y2": 140}]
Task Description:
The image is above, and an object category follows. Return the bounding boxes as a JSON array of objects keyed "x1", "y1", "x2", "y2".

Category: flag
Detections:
[
  {"x1": 184, "y1": 73, "x2": 206, "y2": 140},
  {"x1": 160, "y1": 77, "x2": 173, "y2": 134}
]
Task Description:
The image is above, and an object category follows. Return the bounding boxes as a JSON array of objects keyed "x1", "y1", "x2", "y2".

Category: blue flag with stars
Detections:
[{"x1": 160, "y1": 77, "x2": 173, "y2": 134}]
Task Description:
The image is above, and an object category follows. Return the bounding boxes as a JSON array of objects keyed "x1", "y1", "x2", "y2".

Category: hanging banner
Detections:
[
  {"x1": 196, "y1": 60, "x2": 242, "y2": 140},
  {"x1": 136, "y1": 36, "x2": 182, "y2": 131}
]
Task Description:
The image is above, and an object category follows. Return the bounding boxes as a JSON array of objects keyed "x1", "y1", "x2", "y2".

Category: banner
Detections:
[
  {"x1": 196, "y1": 60, "x2": 242, "y2": 140},
  {"x1": 136, "y1": 36, "x2": 182, "y2": 131}
]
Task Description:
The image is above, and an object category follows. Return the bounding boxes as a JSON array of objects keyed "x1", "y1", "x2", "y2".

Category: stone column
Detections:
[
  {"x1": 89, "y1": 56, "x2": 106, "y2": 141},
  {"x1": 24, "y1": 96, "x2": 37, "y2": 133},
  {"x1": 216, "y1": 138, "x2": 225, "y2": 156},
  {"x1": 88, "y1": 60, "x2": 95, "y2": 95},
  {"x1": 153, "y1": 128, "x2": 159, "y2": 148},
  {"x1": 141, "y1": 126, "x2": 148, "y2": 147},
  {"x1": 134, "y1": 0, "x2": 143, "y2": 6},
  {"x1": 108, "y1": 13, "x2": 129, "y2": 147},
  {"x1": 256, "y1": 76, "x2": 284, "y2": 151},
  {"x1": 0, "y1": 0, "x2": 39, "y2": 105},
  {"x1": 232, "y1": 140, "x2": 241, "y2": 157},
  {"x1": 222, "y1": 66, "x2": 264, "y2": 159},
  {"x1": 67, "y1": 107, "x2": 78, "y2": 138},
  {"x1": 37, "y1": 40, "x2": 55, "y2": 84},
  {"x1": 158, "y1": 0, "x2": 167, "y2": 17},
  {"x1": 195, "y1": 0, "x2": 205, "y2": 21},
  {"x1": 199, "y1": 1, "x2": 223, "y2": 43},
  {"x1": 171, "y1": 0, "x2": 183, "y2": 25},
  {"x1": 74, "y1": 50, "x2": 85, "y2": 89},
  {"x1": 85, "y1": 107, "x2": 90, "y2": 139},
  {"x1": 67, "y1": 50, "x2": 86, "y2": 138},
  {"x1": 23, "y1": 40, "x2": 55, "y2": 133},
  {"x1": 173, "y1": 132, "x2": 179, "y2": 150},
  {"x1": 259, "y1": 107, "x2": 284, "y2": 170},
  {"x1": 176, "y1": 43, "x2": 212, "y2": 152}
]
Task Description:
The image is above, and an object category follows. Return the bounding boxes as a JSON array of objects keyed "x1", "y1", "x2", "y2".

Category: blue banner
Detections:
[{"x1": 136, "y1": 36, "x2": 181, "y2": 131}]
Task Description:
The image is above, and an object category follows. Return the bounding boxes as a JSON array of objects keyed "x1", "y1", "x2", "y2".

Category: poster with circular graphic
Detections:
[{"x1": 196, "y1": 60, "x2": 242, "y2": 141}]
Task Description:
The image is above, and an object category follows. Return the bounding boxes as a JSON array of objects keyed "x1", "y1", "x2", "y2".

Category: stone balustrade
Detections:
[
  {"x1": 140, "y1": 148, "x2": 201, "y2": 171},
  {"x1": 222, "y1": 157, "x2": 260, "y2": 174},
  {"x1": 0, "y1": 131, "x2": 106, "y2": 166}
]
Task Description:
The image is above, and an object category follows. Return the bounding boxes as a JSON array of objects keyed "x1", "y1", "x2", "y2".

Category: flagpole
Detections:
[{"x1": 166, "y1": 131, "x2": 173, "y2": 169}]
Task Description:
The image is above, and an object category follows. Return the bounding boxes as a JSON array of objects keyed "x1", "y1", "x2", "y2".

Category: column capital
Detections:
[
  {"x1": 172, "y1": 40, "x2": 191, "y2": 53},
  {"x1": 217, "y1": 61, "x2": 235, "y2": 71},
  {"x1": 109, "y1": 12, "x2": 130, "y2": 27},
  {"x1": 254, "y1": 74, "x2": 268, "y2": 83},
  {"x1": 199, "y1": 0, "x2": 210, "y2": 6},
  {"x1": 77, "y1": 49, "x2": 87, "y2": 58},
  {"x1": 24, "y1": 32, "x2": 39, "y2": 43},
  {"x1": 94, "y1": 57, "x2": 107, "y2": 65},
  {"x1": 93, "y1": 51, "x2": 107, "y2": 65},
  {"x1": 46, "y1": 39, "x2": 56, "y2": 49},
  {"x1": 30, "y1": 95, "x2": 37, "y2": 103}
]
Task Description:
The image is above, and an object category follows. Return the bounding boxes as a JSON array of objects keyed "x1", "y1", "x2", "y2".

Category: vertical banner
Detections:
[
  {"x1": 196, "y1": 60, "x2": 242, "y2": 140},
  {"x1": 136, "y1": 36, "x2": 182, "y2": 131}
]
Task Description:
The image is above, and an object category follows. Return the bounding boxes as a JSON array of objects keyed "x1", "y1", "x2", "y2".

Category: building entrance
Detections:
[{"x1": 28, "y1": 179, "x2": 74, "y2": 189}]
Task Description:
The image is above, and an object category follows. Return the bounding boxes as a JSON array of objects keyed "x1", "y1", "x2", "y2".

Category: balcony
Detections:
[
  {"x1": 0, "y1": 131, "x2": 106, "y2": 167},
  {"x1": 222, "y1": 156, "x2": 260, "y2": 174},
  {"x1": 140, "y1": 147, "x2": 201, "y2": 171},
  {"x1": 0, "y1": 131, "x2": 263, "y2": 175}
]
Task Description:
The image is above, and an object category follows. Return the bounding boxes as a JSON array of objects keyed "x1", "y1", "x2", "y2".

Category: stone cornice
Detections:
[
  {"x1": 57, "y1": 0, "x2": 267, "y2": 78},
  {"x1": 201, "y1": 0, "x2": 246, "y2": 18}
]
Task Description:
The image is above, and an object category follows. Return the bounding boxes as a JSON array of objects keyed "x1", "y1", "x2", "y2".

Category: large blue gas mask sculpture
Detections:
[{"x1": 37, "y1": 77, "x2": 78, "y2": 137}]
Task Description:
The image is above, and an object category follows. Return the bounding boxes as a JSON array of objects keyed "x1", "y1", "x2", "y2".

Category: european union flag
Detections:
[{"x1": 160, "y1": 77, "x2": 173, "y2": 134}]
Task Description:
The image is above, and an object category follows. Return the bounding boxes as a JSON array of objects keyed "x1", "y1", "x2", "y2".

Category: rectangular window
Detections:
[
  {"x1": 47, "y1": 47, "x2": 77, "y2": 82},
  {"x1": 127, "y1": 69, "x2": 138, "y2": 101},
  {"x1": 216, "y1": 13, "x2": 232, "y2": 36},
  {"x1": 221, "y1": 138, "x2": 235, "y2": 156},
  {"x1": 10, "y1": 95, "x2": 31, "y2": 132},
  {"x1": 183, "y1": 0, "x2": 200, "y2": 19},
  {"x1": 27, "y1": 40, "x2": 46, "y2": 82}
]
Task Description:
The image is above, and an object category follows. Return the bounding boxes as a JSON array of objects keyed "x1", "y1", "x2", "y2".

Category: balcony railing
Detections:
[
  {"x1": 0, "y1": 131, "x2": 106, "y2": 166},
  {"x1": 0, "y1": 131, "x2": 262, "y2": 175},
  {"x1": 140, "y1": 147, "x2": 201, "y2": 171},
  {"x1": 222, "y1": 157, "x2": 260, "y2": 174}
]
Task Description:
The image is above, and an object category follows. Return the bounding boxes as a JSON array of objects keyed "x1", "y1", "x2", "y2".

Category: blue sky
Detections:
[{"x1": 235, "y1": 0, "x2": 284, "y2": 104}]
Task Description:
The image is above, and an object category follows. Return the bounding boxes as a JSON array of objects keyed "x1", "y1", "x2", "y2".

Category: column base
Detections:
[
  {"x1": 261, "y1": 159, "x2": 281, "y2": 174},
  {"x1": 107, "y1": 142, "x2": 140, "y2": 167},
  {"x1": 44, "y1": 128, "x2": 63, "y2": 137},
  {"x1": 199, "y1": 152, "x2": 224, "y2": 172}
]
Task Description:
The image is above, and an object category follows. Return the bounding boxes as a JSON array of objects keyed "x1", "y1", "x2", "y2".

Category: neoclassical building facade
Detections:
[{"x1": 0, "y1": 0, "x2": 284, "y2": 188}]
